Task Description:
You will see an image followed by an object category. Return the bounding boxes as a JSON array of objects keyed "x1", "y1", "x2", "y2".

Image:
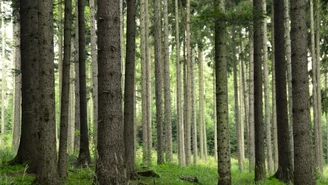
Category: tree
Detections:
[
  {"x1": 77, "y1": 0, "x2": 91, "y2": 166},
  {"x1": 290, "y1": 0, "x2": 316, "y2": 183},
  {"x1": 191, "y1": 49, "x2": 197, "y2": 166},
  {"x1": 273, "y1": 0, "x2": 293, "y2": 182},
  {"x1": 124, "y1": 0, "x2": 137, "y2": 179},
  {"x1": 198, "y1": 44, "x2": 206, "y2": 160},
  {"x1": 215, "y1": 0, "x2": 231, "y2": 184},
  {"x1": 58, "y1": 0, "x2": 72, "y2": 178},
  {"x1": 253, "y1": 0, "x2": 266, "y2": 181},
  {"x1": 154, "y1": 0, "x2": 164, "y2": 165},
  {"x1": 35, "y1": 0, "x2": 61, "y2": 182},
  {"x1": 1, "y1": 1, "x2": 6, "y2": 149},
  {"x1": 96, "y1": 0, "x2": 125, "y2": 183},
  {"x1": 74, "y1": 0, "x2": 80, "y2": 153},
  {"x1": 163, "y1": 0, "x2": 173, "y2": 163}
]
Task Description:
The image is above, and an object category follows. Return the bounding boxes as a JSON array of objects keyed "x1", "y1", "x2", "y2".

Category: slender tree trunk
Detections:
[
  {"x1": 213, "y1": 69, "x2": 218, "y2": 161},
  {"x1": 35, "y1": 0, "x2": 61, "y2": 182},
  {"x1": 163, "y1": 0, "x2": 172, "y2": 162},
  {"x1": 262, "y1": 0, "x2": 273, "y2": 174},
  {"x1": 185, "y1": 0, "x2": 192, "y2": 166},
  {"x1": 291, "y1": 0, "x2": 316, "y2": 183},
  {"x1": 58, "y1": 0, "x2": 63, "y2": 105},
  {"x1": 154, "y1": 0, "x2": 164, "y2": 165},
  {"x1": 90, "y1": 0, "x2": 98, "y2": 144},
  {"x1": 326, "y1": 73, "x2": 328, "y2": 164},
  {"x1": 77, "y1": 0, "x2": 91, "y2": 166},
  {"x1": 175, "y1": 0, "x2": 184, "y2": 166},
  {"x1": 253, "y1": 0, "x2": 266, "y2": 181},
  {"x1": 1, "y1": 1, "x2": 6, "y2": 149},
  {"x1": 215, "y1": 0, "x2": 231, "y2": 184},
  {"x1": 191, "y1": 50, "x2": 197, "y2": 166},
  {"x1": 232, "y1": 26, "x2": 242, "y2": 171},
  {"x1": 58, "y1": 0, "x2": 72, "y2": 178},
  {"x1": 239, "y1": 32, "x2": 246, "y2": 167},
  {"x1": 68, "y1": 61, "x2": 75, "y2": 154},
  {"x1": 12, "y1": 9, "x2": 21, "y2": 152},
  {"x1": 74, "y1": 0, "x2": 80, "y2": 153},
  {"x1": 124, "y1": 0, "x2": 137, "y2": 179},
  {"x1": 248, "y1": 29, "x2": 255, "y2": 173},
  {"x1": 274, "y1": 0, "x2": 293, "y2": 182},
  {"x1": 198, "y1": 45, "x2": 205, "y2": 160}
]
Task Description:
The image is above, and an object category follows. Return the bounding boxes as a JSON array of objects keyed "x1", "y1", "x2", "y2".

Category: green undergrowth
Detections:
[{"x1": 0, "y1": 149, "x2": 328, "y2": 185}]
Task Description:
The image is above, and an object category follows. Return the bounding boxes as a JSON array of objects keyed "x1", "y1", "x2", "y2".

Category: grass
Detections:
[{"x1": 0, "y1": 149, "x2": 327, "y2": 185}]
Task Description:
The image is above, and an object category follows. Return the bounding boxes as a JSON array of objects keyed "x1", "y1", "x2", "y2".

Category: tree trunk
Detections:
[
  {"x1": 232, "y1": 26, "x2": 242, "y2": 171},
  {"x1": 273, "y1": 0, "x2": 293, "y2": 182},
  {"x1": 12, "y1": 8, "x2": 21, "y2": 152},
  {"x1": 77, "y1": 0, "x2": 91, "y2": 166},
  {"x1": 213, "y1": 69, "x2": 218, "y2": 161},
  {"x1": 1, "y1": 1, "x2": 6, "y2": 149},
  {"x1": 58, "y1": 0, "x2": 72, "y2": 178},
  {"x1": 248, "y1": 28, "x2": 255, "y2": 173},
  {"x1": 253, "y1": 0, "x2": 266, "y2": 181},
  {"x1": 175, "y1": 0, "x2": 185, "y2": 166},
  {"x1": 35, "y1": 0, "x2": 61, "y2": 183},
  {"x1": 96, "y1": 0, "x2": 126, "y2": 183},
  {"x1": 124, "y1": 0, "x2": 137, "y2": 179},
  {"x1": 154, "y1": 0, "x2": 164, "y2": 165},
  {"x1": 13, "y1": 0, "x2": 40, "y2": 173},
  {"x1": 191, "y1": 50, "x2": 197, "y2": 166},
  {"x1": 239, "y1": 32, "x2": 246, "y2": 167},
  {"x1": 90, "y1": 0, "x2": 98, "y2": 144},
  {"x1": 68, "y1": 61, "x2": 75, "y2": 154},
  {"x1": 215, "y1": 0, "x2": 231, "y2": 184},
  {"x1": 290, "y1": 0, "x2": 316, "y2": 183},
  {"x1": 263, "y1": 0, "x2": 273, "y2": 174},
  {"x1": 74, "y1": 0, "x2": 80, "y2": 153},
  {"x1": 198, "y1": 44, "x2": 205, "y2": 160}
]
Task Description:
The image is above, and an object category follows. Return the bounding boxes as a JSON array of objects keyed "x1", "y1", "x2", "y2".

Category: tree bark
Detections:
[
  {"x1": 191, "y1": 50, "x2": 197, "y2": 166},
  {"x1": 290, "y1": 0, "x2": 316, "y2": 183},
  {"x1": 215, "y1": 0, "x2": 231, "y2": 184},
  {"x1": 1, "y1": 1, "x2": 6, "y2": 149},
  {"x1": 96, "y1": 0, "x2": 126, "y2": 183},
  {"x1": 58, "y1": 0, "x2": 72, "y2": 178},
  {"x1": 253, "y1": 0, "x2": 266, "y2": 181},
  {"x1": 74, "y1": 0, "x2": 80, "y2": 153},
  {"x1": 77, "y1": 0, "x2": 91, "y2": 166},
  {"x1": 198, "y1": 45, "x2": 205, "y2": 160},
  {"x1": 124, "y1": 0, "x2": 137, "y2": 179}
]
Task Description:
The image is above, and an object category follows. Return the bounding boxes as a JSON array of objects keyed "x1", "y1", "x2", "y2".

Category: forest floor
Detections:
[{"x1": 0, "y1": 149, "x2": 328, "y2": 185}]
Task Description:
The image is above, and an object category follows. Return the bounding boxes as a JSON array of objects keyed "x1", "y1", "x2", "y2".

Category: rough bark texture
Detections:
[
  {"x1": 263, "y1": 0, "x2": 273, "y2": 174},
  {"x1": 290, "y1": 0, "x2": 316, "y2": 183},
  {"x1": 1, "y1": 1, "x2": 6, "y2": 149},
  {"x1": 124, "y1": 0, "x2": 136, "y2": 179},
  {"x1": 239, "y1": 34, "x2": 246, "y2": 168},
  {"x1": 191, "y1": 50, "x2": 197, "y2": 166},
  {"x1": 253, "y1": 0, "x2": 266, "y2": 181},
  {"x1": 96, "y1": 0, "x2": 126, "y2": 183},
  {"x1": 163, "y1": 0, "x2": 173, "y2": 163},
  {"x1": 213, "y1": 70, "x2": 218, "y2": 161},
  {"x1": 273, "y1": 0, "x2": 293, "y2": 182},
  {"x1": 154, "y1": 0, "x2": 164, "y2": 165},
  {"x1": 185, "y1": 0, "x2": 192, "y2": 166},
  {"x1": 175, "y1": 0, "x2": 185, "y2": 166},
  {"x1": 198, "y1": 45, "x2": 205, "y2": 160},
  {"x1": 58, "y1": 0, "x2": 72, "y2": 178},
  {"x1": 215, "y1": 0, "x2": 231, "y2": 184},
  {"x1": 13, "y1": 0, "x2": 40, "y2": 173},
  {"x1": 35, "y1": 0, "x2": 61, "y2": 183},
  {"x1": 12, "y1": 9, "x2": 21, "y2": 152},
  {"x1": 77, "y1": 0, "x2": 91, "y2": 166},
  {"x1": 74, "y1": 0, "x2": 80, "y2": 153}
]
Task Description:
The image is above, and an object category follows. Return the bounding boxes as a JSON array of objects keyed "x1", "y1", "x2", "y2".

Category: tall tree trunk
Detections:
[
  {"x1": 274, "y1": 0, "x2": 293, "y2": 182},
  {"x1": 35, "y1": 0, "x2": 61, "y2": 183},
  {"x1": 1, "y1": 1, "x2": 6, "y2": 149},
  {"x1": 154, "y1": 0, "x2": 164, "y2": 165},
  {"x1": 13, "y1": 0, "x2": 40, "y2": 173},
  {"x1": 77, "y1": 0, "x2": 91, "y2": 166},
  {"x1": 191, "y1": 50, "x2": 197, "y2": 166},
  {"x1": 58, "y1": 0, "x2": 63, "y2": 106},
  {"x1": 248, "y1": 29, "x2": 255, "y2": 173},
  {"x1": 68, "y1": 61, "x2": 75, "y2": 154},
  {"x1": 74, "y1": 0, "x2": 80, "y2": 153},
  {"x1": 58, "y1": 0, "x2": 72, "y2": 178},
  {"x1": 175, "y1": 0, "x2": 184, "y2": 166},
  {"x1": 263, "y1": 0, "x2": 273, "y2": 174},
  {"x1": 253, "y1": 0, "x2": 266, "y2": 181},
  {"x1": 239, "y1": 32, "x2": 246, "y2": 167},
  {"x1": 185, "y1": 0, "x2": 192, "y2": 166},
  {"x1": 12, "y1": 8, "x2": 21, "y2": 152},
  {"x1": 90, "y1": 0, "x2": 98, "y2": 143},
  {"x1": 198, "y1": 44, "x2": 205, "y2": 160},
  {"x1": 96, "y1": 0, "x2": 126, "y2": 183},
  {"x1": 163, "y1": 0, "x2": 172, "y2": 162},
  {"x1": 291, "y1": 0, "x2": 316, "y2": 183},
  {"x1": 215, "y1": 0, "x2": 231, "y2": 184},
  {"x1": 271, "y1": 2, "x2": 279, "y2": 172},
  {"x1": 232, "y1": 26, "x2": 242, "y2": 171},
  {"x1": 213, "y1": 69, "x2": 218, "y2": 161},
  {"x1": 124, "y1": 0, "x2": 137, "y2": 179}
]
